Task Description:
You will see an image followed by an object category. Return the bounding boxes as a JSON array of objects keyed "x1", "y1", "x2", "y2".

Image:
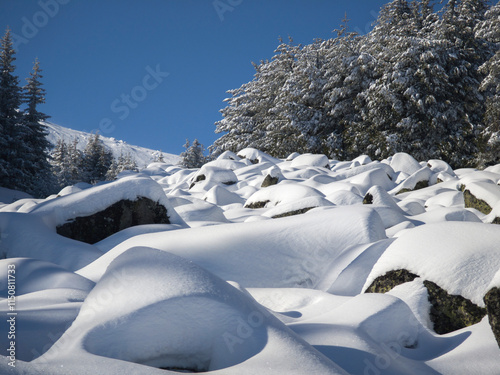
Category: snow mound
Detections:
[
  {"x1": 39, "y1": 247, "x2": 346, "y2": 374},
  {"x1": 290, "y1": 153, "x2": 330, "y2": 169},
  {"x1": 0, "y1": 258, "x2": 94, "y2": 296},
  {"x1": 389, "y1": 152, "x2": 422, "y2": 175},
  {"x1": 244, "y1": 183, "x2": 324, "y2": 208},
  {"x1": 78, "y1": 206, "x2": 386, "y2": 287}
]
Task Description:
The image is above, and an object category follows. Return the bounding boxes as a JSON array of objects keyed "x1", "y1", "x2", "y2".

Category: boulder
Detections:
[
  {"x1": 261, "y1": 174, "x2": 279, "y2": 188},
  {"x1": 484, "y1": 287, "x2": 500, "y2": 348},
  {"x1": 56, "y1": 197, "x2": 170, "y2": 244},
  {"x1": 366, "y1": 269, "x2": 487, "y2": 335},
  {"x1": 463, "y1": 189, "x2": 492, "y2": 214}
]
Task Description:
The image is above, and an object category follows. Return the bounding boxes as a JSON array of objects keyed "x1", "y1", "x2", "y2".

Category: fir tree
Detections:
[
  {"x1": 81, "y1": 133, "x2": 113, "y2": 184},
  {"x1": 181, "y1": 139, "x2": 206, "y2": 168},
  {"x1": 21, "y1": 58, "x2": 54, "y2": 196},
  {"x1": 0, "y1": 28, "x2": 24, "y2": 190},
  {"x1": 106, "y1": 151, "x2": 138, "y2": 180},
  {"x1": 477, "y1": 2, "x2": 500, "y2": 166}
]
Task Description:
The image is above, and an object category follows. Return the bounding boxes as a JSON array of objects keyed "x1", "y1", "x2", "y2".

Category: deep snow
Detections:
[{"x1": 1, "y1": 147, "x2": 500, "y2": 374}]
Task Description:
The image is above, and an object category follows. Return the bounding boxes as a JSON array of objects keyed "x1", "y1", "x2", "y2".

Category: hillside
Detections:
[
  {"x1": 1, "y1": 148, "x2": 499, "y2": 374},
  {"x1": 44, "y1": 122, "x2": 180, "y2": 168}
]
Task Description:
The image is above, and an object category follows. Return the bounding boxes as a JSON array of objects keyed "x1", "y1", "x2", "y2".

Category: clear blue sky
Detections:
[{"x1": 0, "y1": 0, "x2": 389, "y2": 155}]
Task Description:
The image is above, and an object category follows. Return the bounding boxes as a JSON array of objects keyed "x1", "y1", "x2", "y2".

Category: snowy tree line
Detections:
[
  {"x1": 211, "y1": 0, "x2": 500, "y2": 168},
  {"x1": 0, "y1": 28, "x2": 142, "y2": 197},
  {"x1": 51, "y1": 134, "x2": 139, "y2": 188},
  {"x1": 0, "y1": 29, "x2": 54, "y2": 196}
]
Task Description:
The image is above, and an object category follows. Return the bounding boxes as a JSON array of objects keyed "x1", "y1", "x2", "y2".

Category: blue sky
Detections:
[{"x1": 0, "y1": 0, "x2": 389, "y2": 155}]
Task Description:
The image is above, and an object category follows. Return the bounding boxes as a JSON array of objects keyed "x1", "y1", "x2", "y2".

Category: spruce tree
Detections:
[
  {"x1": 106, "y1": 151, "x2": 138, "y2": 180},
  {"x1": 0, "y1": 28, "x2": 24, "y2": 190},
  {"x1": 477, "y1": 2, "x2": 500, "y2": 166},
  {"x1": 81, "y1": 133, "x2": 113, "y2": 184},
  {"x1": 21, "y1": 58, "x2": 54, "y2": 196},
  {"x1": 181, "y1": 139, "x2": 206, "y2": 168}
]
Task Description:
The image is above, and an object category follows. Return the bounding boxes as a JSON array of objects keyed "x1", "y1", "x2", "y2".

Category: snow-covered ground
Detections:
[
  {"x1": 45, "y1": 122, "x2": 180, "y2": 167},
  {"x1": 1, "y1": 149, "x2": 500, "y2": 374}
]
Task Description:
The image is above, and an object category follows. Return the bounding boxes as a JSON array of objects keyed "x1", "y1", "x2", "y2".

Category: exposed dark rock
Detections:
[
  {"x1": 395, "y1": 180, "x2": 429, "y2": 195},
  {"x1": 363, "y1": 193, "x2": 374, "y2": 205},
  {"x1": 424, "y1": 280, "x2": 486, "y2": 334},
  {"x1": 484, "y1": 287, "x2": 500, "y2": 348},
  {"x1": 463, "y1": 189, "x2": 493, "y2": 215},
  {"x1": 245, "y1": 200, "x2": 270, "y2": 209},
  {"x1": 366, "y1": 269, "x2": 487, "y2": 335},
  {"x1": 189, "y1": 174, "x2": 206, "y2": 189},
  {"x1": 271, "y1": 207, "x2": 315, "y2": 219},
  {"x1": 57, "y1": 197, "x2": 170, "y2": 244},
  {"x1": 261, "y1": 174, "x2": 279, "y2": 188},
  {"x1": 365, "y1": 269, "x2": 418, "y2": 294}
]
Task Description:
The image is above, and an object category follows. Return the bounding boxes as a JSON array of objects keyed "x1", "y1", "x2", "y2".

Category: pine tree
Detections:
[
  {"x1": 0, "y1": 28, "x2": 24, "y2": 190},
  {"x1": 181, "y1": 139, "x2": 206, "y2": 168},
  {"x1": 50, "y1": 138, "x2": 83, "y2": 188},
  {"x1": 106, "y1": 151, "x2": 138, "y2": 180},
  {"x1": 20, "y1": 58, "x2": 54, "y2": 196},
  {"x1": 81, "y1": 133, "x2": 113, "y2": 184},
  {"x1": 477, "y1": 2, "x2": 500, "y2": 166}
]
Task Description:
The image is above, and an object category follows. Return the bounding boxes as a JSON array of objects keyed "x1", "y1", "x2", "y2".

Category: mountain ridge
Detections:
[{"x1": 44, "y1": 121, "x2": 180, "y2": 168}]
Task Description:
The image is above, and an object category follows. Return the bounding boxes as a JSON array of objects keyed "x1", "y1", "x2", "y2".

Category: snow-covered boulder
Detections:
[
  {"x1": 26, "y1": 176, "x2": 185, "y2": 244},
  {"x1": 203, "y1": 185, "x2": 245, "y2": 206},
  {"x1": 389, "y1": 152, "x2": 422, "y2": 175},
  {"x1": 390, "y1": 166, "x2": 433, "y2": 195},
  {"x1": 364, "y1": 222, "x2": 500, "y2": 307},
  {"x1": 366, "y1": 269, "x2": 487, "y2": 334},
  {"x1": 463, "y1": 181, "x2": 500, "y2": 215},
  {"x1": 189, "y1": 165, "x2": 238, "y2": 189},
  {"x1": 237, "y1": 148, "x2": 280, "y2": 164},
  {"x1": 290, "y1": 153, "x2": 330, "y2": 169},
  {"x1": 244, "y1": 183, "x2": 324, "y2": 209},
  {"x1": 484, "y1": 286, "x2": 500, "y2": 347}
]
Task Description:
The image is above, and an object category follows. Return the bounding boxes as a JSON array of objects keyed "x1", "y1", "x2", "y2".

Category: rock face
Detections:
[
  {"x1": 261, "y1": 174, "x2": 279, "y2": 188},
  {"x1": 271, "y1": 207, "x2": 315, "y2": 219},
  {"x1": 484, "y1": 287, "x2": 500, "y2": 348},
  {"x1": 56, "y1": 197, "x2": 170, "y2": 244},
  {"x1": 366, "y1": 269, "x2": 487, "y2": 335},
  {"x1": 423, "y1": 280, "x2": 486, "y2": 334},
  {"x1": 463, "y1": 189, "x2": 493, "y2": 214},
  {"x1": 395, "y1": 180, "x2": 429, "y2": 195},
  {"x1": 365, "y1": 269, "x2": 418, "y2": 293},
  {"x1": 245, "y1": 200, "x2": 270, "y2": 209}
]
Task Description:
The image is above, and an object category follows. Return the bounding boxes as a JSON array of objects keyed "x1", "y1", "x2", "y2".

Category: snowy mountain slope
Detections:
[
  {"x1": 44, "y1": 121, "x2": 180, "y2": 167},
  {"x1": 1, "y1": 149, "x2": 500, "y2": 374}
]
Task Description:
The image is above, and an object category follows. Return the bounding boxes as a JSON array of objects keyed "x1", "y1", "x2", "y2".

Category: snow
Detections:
[
  {"x1": 462, "y1": 181, "x2": 500, "y2": 208},
  {"x1": 26, "y1": 175, "x2": 186, "y2": 228},
  {"x1": 3, "y1": 147, "x2": 500, "y2": 374},
  {"x1": 364, "y1": 222, "x2": 500, "y2": 306},
  {"x1": 45, "y1": 121, "x2": 180, "y2": 168}
]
